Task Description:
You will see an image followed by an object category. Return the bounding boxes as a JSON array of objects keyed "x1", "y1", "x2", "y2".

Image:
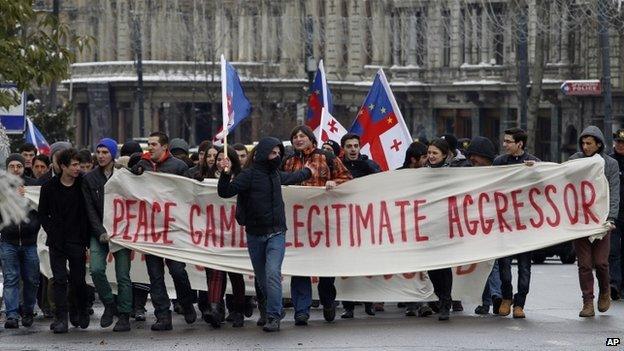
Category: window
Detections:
[{"x1": 442, "y1": 9, "x2": 451, "y2": 67}]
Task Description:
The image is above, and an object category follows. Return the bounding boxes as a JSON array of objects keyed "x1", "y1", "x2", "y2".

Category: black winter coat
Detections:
[
  {"x1": 218, "y1": 137, "x2": 311, "y2": 235},
  {"x1": 82, "y1": 165, "x2": 112, "y2": 238},
  {"x1": 341, "y1": 154, "x2": 381, "y2": 178}
]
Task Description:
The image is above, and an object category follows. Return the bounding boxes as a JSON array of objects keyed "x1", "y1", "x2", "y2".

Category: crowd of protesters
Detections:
[{"x1": 0, "y1": 123, "x2": 621, "y2": 333}]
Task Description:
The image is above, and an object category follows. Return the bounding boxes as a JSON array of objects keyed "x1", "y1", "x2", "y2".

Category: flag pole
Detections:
[{"x1": 221, "y1": 54, "x2": 228, "y2": 155}]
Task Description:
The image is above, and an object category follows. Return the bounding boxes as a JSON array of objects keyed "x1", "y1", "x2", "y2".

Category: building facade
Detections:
[{"x1": 45, "y1": 0, "x2": 624, "y2": 161}]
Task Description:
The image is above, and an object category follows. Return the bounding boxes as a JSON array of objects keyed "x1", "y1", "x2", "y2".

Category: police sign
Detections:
[
  {"x1": 0, "y1": 84, "x2": 26, "y2": 134},
  {"x1": 560, "y1": 80, "x2": 602, "y2": 96}
]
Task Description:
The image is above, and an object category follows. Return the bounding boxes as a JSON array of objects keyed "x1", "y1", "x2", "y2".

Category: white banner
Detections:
[{"x1": 104, "y1": 156, "x2": 608, "y2": 277}]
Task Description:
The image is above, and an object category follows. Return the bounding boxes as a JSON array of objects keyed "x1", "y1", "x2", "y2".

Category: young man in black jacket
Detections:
[
  {"x1": 82, "y1": 138, "x2": 132, "y2": 332},
  {"x1": 0, "y1": 154, "x2": 40, "y2": 329},
  {"x1": 131, "y1": 131, "x2": 196, "y2": 331},
  {"x1": 493, "y1": 128, "x2": 540, "y2": 319},
  {"x1": 218, "y1": 137, "x2": 313, "y2": 332},
  {"x1": 38, "y1": 148, "x2": 90, "y2": 333}
]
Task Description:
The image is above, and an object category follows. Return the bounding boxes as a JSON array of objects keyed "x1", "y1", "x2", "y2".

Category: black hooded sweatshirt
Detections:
[{"x1": 217, "y1": 137, "x2": 312, "y2": 235}]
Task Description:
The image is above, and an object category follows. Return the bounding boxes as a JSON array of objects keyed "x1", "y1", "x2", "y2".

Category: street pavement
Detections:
[{"x1": 0, "y1": 261, "x2": 623, "y2": 351}]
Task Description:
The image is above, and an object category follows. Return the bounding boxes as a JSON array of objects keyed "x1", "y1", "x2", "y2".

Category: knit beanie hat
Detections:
[
  {"x1": 50, "y1": 141, "x2": 72, "y2": 160},
  {"x1": 120, "y1": 140, "x2": 143, "y2": 157},
  {"x1": 97, "y1": 138, "x2": 118, "y2": 159},
  {"x1": 5, "y1": 153, "x2": 25, "y2": 168}
]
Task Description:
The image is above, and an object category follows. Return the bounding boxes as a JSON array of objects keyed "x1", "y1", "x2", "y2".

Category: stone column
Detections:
[
  {"x1": 324, "y1": 0, "x2": 344, "y2": 78},
  {"x1": 450, "y1": 1, "x2": 462, "y2": 67},
  {"x1": 117, "y1": 106, "x2": 126, "y2": 142},
  {"x1": 471, "y1": 107, "x2": 482, "y2": 138},
  {"x1": 481, "y1": 6, "x2": 490, "y2": 64},
  {"x1": 370, "y1": 1, "x2": 386, "y2": 65},
  {"x1": 347, "y1": 0, "x2": 366, "y2": 78},
  {"x1": 550, "y1": 104, "x2": 561, "y2": 162},
  {"x1": 407, "y1": 13, "x2": 418, "y2": 66}
]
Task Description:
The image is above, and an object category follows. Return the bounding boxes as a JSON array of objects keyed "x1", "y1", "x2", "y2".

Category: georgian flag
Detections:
[
  {"x1": 319, "y1": 107, "x2": 347, "y2": 144},
  {"x1": 349, "y1": 69, "x2": 412, "y2": 171},
  {"x1": 305, "y1": 60, "x2": 333, "y2": 144}
]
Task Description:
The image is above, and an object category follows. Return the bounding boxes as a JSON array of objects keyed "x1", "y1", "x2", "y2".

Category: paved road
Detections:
[{"x1": 1, "y1": 262, "x2": 623, "y2": 351}]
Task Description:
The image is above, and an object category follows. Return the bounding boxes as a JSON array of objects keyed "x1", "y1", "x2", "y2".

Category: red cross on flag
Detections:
[
  {"x1": 319, "y1": 107, "x2": 347, "y2": 144},
  {"x1": 349, "y1": 69, "x2": 412, "y2": 171}
]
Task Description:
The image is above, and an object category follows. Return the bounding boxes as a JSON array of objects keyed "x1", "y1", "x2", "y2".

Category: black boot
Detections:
[
  {"x1": 364, "y1": 303, "x2": 375, "y2": 316},
  {"x1": 256, "y1": 298, "x2": 267, "y2": 326},
  {"x1": 438, "y1": 301, "x2": 451, "y2": 321},
  {"x1": 203, "y1": 303, "x2": 223, "y2": 329},
  {"x1": 183, "y1": 304, "x2": 197, "y2": 324},
  {"x1": 113, "y1": 313, "x2": 131, "y2": 332},
  {"x1": 52, "y1": 313, "x2": 68, "y2": 334},
  {"x1": 78, "y1": 308, "x2": 90, "y2": 329},
  {"x1": 69, "y1": 309, "x2": 79, "y2": 327},
  {"x1": 231, "y1": 311, "x2": 244, "y2": 328},
  {"x1": 101, "y1": 303, "x2": 117, "y2": 328},
  {"x1": 151, "y1": 311, "x2": 173, "y2": 331}
]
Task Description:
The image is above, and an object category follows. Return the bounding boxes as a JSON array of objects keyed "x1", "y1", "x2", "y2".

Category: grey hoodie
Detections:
[{"x1": 570, "y1": 126, "x2": 620, "y2": 220}]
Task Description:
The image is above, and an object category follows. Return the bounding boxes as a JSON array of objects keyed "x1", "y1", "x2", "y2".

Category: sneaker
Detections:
[
  {"x1": 498, "y1": 299, "x2": 512, "y2": 316},
  {"x1": 294, "y1": 313, "x2": 309, "y2": 326},
  {"x1": 323, "y1": 305, "x2": 336, "y2": 322},
  {"x1": 474, "y1": 305, "x2": 490, "y2": 315},
  {"x1": 452, "y1": 301, "x2": 463, "y2": 312},
  {"x1": 579, "y1": 301, "x2": 595, "y2": 317},
  {"x1": 22, "y1": 313, "x2": 34, "y2": 327},
  {"x1": 262, "y1": 318, "x2": 280, "y2": 332},
  {"x1": 418, "y1": 304, "x2": 433, "y2": 317},
  {"x1": 492, "y1": 296, "x2": 502, "y2": 315},
  {"x1": 341, "y1": 309, "x2": 354, "y2": 319},
  {"x1": 512, "y1": 306, "x2": 525, "y2": 318},
  {"x1": 134, "y1": 309, "x2": 146, "y2": 322},
  {"x1": 598, "y1": 292, "x2": 611, "y2": 312},
  {"x1": 611, "y1": 286, "x2": 621, "y2": 301},
  {"x1": 4, "y1": 317, "x2": 19, "y2": 329},
  {"x1": 405, "y1": 306, "x2": 417, "y2": 317}
]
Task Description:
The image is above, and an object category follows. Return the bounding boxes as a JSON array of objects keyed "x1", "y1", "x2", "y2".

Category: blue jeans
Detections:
[
  {"x1": 145, "y1": 255, "x2": 194, "y2": 318},
  {"x1": 499, "y1": 252, "x2": 532, "y2": 307},
  {"x1": 291, "y1": 276, "x2": 336, "y2": 315},
  {"x1": 0, "y1": 243, "x2": 40, "y2": 319},
  {"x1": 482, "y1": 260, "x2": 502, "y2": 306},
  {"x1": 246, "y1": 232, "x2": 285, "y2": 320}
]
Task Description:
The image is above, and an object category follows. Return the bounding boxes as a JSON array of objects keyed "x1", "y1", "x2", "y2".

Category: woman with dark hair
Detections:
[
  {"x1": 425, "y1": 138, "x2": 453, "y2": 321},
  {"x1": 199, "y1": 146, "x2": 246, "y2": 328}
]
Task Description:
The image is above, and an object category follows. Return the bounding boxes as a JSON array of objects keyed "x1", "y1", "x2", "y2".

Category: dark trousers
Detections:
[
  {"x1": 290, "y1": 276, "x2": 336, "y2": 315},
  {"x1": 205, "y1": 269, "x2": 246, "y2": 312},
  {"x1": 49, "y1": 244, "x2": 87, "y2": 318},
  {"x1": 574, "y1": 235, "x2": 611, "y2": 302},
  {"x1": 499, "y1": 252, "x2": 532, "y2": 307},
  {"x1": 428, "y1": 268, "x2": 452, "y2": 308},
  {"x1": 145, "y1": 254, "x2": 193, "y2": 318},
  {"x1": 609, "y1": 226, "x2": 623, "y2": 290}
]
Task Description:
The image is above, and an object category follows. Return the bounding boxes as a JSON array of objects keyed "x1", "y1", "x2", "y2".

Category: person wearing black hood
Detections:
[
  {"x1": 217, "y1": 137, "x2": 313, "y2": 332},
  {"x1": 570, "y1": 125, "x2": 620, "y2": 317}
]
